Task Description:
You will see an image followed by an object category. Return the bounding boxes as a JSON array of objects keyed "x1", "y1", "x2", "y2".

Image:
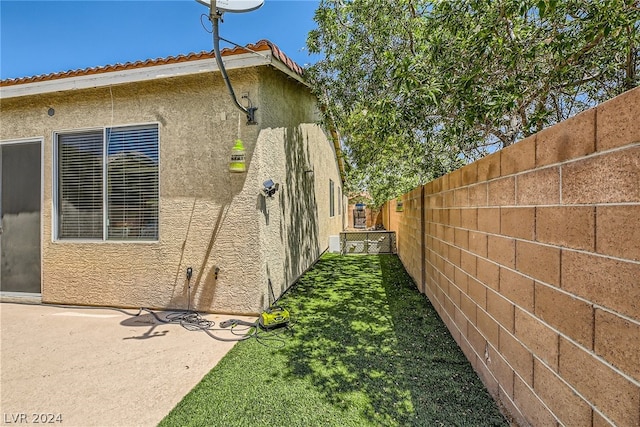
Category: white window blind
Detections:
[
  {"x1": 56, "y1": 124, "x2": 159, "y2": 241},
  {"x1": 107, "y1": 125, "x2": 159, "y2": 240},
  {"x1": 57, "y1": 131, "x2": 104, "y2": 239}
]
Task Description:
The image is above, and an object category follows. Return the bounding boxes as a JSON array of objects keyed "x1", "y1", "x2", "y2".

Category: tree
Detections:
[{"x1": 306, "y1": 0, "x2": 639, "y2": 206}]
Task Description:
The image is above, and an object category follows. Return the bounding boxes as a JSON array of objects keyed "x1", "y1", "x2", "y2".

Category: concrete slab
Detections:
[{"x1": 0, "y1": 302, "x2": 255, "y2": 426}]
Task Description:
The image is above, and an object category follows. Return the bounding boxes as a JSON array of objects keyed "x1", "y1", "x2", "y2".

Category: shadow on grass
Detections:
[
  {"x1": 160, "y1": 254, "x2": 507, "y2": 427},
  {"x1": 282, "y1": 254, "x2": 507, "y2": 426}
]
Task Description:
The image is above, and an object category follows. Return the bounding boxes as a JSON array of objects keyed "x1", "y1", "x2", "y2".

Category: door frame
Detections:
[{"x1": 0, "y1": 137, "x2": 44, "y2": 300}]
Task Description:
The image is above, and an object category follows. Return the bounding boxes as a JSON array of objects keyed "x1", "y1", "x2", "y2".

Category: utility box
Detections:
[{"x1": 329, "y1": 235, "x2": 341, "y2": 253}]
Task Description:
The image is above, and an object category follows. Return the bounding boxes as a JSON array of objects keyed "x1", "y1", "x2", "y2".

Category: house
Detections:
[{"x1": 0, "y1": 40, "x2": 345, "y2": 315}]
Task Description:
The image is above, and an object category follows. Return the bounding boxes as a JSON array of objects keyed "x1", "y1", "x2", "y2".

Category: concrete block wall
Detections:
[{"x1": 383, "y1": 88, "x2": 640, "y2": 426}]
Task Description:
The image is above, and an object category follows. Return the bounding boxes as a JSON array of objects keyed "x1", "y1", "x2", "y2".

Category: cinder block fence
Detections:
[{"x1": 382, "y1": 88, "x2": 639, "y2": 426}]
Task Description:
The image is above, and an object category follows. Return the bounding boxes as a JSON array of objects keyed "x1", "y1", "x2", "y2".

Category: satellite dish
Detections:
[{"x1": 196, "y1": 0, "x2": 264, "y2": 13}]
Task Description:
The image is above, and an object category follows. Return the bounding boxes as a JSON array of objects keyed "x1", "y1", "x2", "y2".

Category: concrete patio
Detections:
[{"x1": 0, "y1": 302, "x2": 255, "y2": 426}]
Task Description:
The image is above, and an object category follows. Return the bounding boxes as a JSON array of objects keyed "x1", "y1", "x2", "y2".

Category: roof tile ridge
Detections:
[{"x1": 0, "y1": 40, "x2": 305, "y2": 87}]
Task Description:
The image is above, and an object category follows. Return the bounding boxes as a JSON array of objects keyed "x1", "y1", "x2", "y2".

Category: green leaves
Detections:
[{"x1": 307, "y1": 0, "x2": 639, "y2": 206}]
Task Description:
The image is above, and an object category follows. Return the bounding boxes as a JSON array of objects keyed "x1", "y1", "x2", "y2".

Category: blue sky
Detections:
[{"x1": 0, "y1": 0, "x2": 321, "y2": 80}]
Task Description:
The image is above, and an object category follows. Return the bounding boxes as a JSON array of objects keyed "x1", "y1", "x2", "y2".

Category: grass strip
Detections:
[{"x1": 160, "y1": 253, "x2": 508, "y2": 427}]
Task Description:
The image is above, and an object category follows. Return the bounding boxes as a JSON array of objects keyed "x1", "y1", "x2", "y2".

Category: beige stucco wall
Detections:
[
  {"x1": 252, "y1": 67, "x2": 343, "y2": 305},
  {"x1": 0, "y1": 64, "x2": 343, "y2": 314}
]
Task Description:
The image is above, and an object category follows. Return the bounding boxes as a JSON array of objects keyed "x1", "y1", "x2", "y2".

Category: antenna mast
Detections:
[{"x1": 207, "y1": 1, "x2": 258, "y2": 125}]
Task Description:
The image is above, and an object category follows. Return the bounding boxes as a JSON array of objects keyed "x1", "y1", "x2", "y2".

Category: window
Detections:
[
  {"x1": 56, "y1": 124, "x2": 159, "y2": 240},
  {"x1": 337, "y1": 186, "x2": 342, "y2": 215},
  {"x1": 329, "y1": 179, "x2": 335, "y2": 217}
]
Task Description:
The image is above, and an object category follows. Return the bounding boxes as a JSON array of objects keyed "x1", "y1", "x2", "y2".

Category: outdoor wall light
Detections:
[{"x1": 262, "y1": 179, "x2": 279, "y2": 197}]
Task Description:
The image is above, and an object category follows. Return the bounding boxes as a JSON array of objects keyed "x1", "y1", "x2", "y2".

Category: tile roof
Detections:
[{"x1": 0, "y1": 39, "x2": 304, "y2": 87}]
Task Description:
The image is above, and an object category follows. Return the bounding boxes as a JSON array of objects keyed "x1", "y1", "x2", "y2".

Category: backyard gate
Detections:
[
  {"x1": 340, "y1": 231, "x2": 396, "y2": 255},
  {"x1": 353, "y1": 203, "x2": 366, "y2": 229}
]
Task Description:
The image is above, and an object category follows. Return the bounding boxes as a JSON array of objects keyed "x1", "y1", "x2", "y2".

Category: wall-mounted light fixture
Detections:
[{"x1": 262, "y1": 179, "x2": 279, "y2": 197}]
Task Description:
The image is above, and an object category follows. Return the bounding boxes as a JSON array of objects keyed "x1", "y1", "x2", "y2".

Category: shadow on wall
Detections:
[
  {"x1": 191, "y1": 203, "x2": 229, "y2": 311},
  {"x1": 168, "y1": 201, "x2": 231, "y2": 312},
  {"x1": 279, "y1": 126, "x2": 320, "y2": 295},
  {"x1": 167, "y1": 137, "x2": 253, "y2": 311}
]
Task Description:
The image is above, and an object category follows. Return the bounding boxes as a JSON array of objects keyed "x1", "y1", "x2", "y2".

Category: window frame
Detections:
[
  {"x1": 53, "y1": 123, "x2": 160, "y2": 242},
  {"x1": 329, "y1": 179, "x2": 335, "y2": 218}
]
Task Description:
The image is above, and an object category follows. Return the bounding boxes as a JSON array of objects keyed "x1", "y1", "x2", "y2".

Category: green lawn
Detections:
[{"x1": 160, "y1": 254, "x2": 508, "y2": 427}]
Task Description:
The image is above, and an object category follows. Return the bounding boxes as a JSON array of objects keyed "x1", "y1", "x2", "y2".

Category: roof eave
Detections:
[
  {"x1": 268, "y1": 58, "x2": 308, "y2": 87},
  {"x1": 0, "y1": 52, "x2": 272, "y2": 99},
  {"x1": 0, "y1": 40, "x2": 307, "y2": 99}
]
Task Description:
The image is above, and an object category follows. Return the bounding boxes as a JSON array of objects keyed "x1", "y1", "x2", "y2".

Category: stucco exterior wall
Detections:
[
  {"x1": 253, "y1": 67, "x2": 343, "y2": 302},
  {"x1": 0, "y1": 64, "x2": 343, "y2": 314}
]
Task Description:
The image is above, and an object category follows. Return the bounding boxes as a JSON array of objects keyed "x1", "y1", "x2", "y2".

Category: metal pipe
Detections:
[{"x1": 210, "y1": 8, "x2": 257, "y2": 124}]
